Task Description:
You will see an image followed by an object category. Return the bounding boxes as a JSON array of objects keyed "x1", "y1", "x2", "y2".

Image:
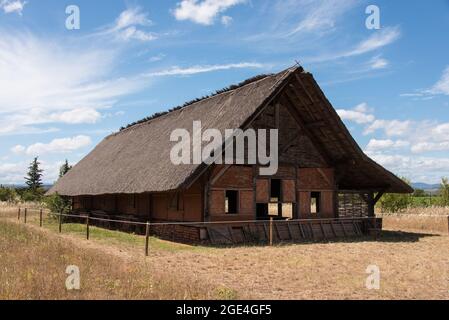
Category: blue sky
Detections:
[{"x1": 0, "y1": 0, "x2": 448, "y2": 184}]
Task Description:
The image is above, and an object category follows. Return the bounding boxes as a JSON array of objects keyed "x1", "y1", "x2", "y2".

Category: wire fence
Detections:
[{"x1": 3, "y1": 206, "x2": 449, "y2": 256}]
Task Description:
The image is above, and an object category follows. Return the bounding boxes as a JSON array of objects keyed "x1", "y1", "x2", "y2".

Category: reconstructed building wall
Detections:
[
  {"x1": 297, "y1": 168, "x2": 335, "y2": 218},
  {"x1": 208, "y1": 165, "x2": 254, "y2": 221},
  {"x1": 72, "y1": 181, "x2": 203, "y2": 222}
]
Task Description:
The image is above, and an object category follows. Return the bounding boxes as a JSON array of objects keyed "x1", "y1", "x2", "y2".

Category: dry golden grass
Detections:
[
  {"x1": 1, "y1": 206, "x2": 449, "y2": 300},
  {"x1": 0, "y1": 220, "x2": 221, "y2": 299},
  {"x1": 379, "y1": 207, "x2": 449, "y2": 234}
]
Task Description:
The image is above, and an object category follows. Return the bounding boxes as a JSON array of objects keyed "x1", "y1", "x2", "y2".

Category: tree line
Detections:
[
  {"x1": 377, "y1": 177, "x2": 449, "y2": 212},
  {"x1": 0, "y1": 157, "x2": 71, "y2": 206}
]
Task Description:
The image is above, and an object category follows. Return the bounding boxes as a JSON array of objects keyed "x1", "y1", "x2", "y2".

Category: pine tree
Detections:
[
  {"x1": 25, "y1": 157, "x2": 43, "y2": 193},
  {"x1": 59, "y1": 159, "x2": 72, "y2": 178}
]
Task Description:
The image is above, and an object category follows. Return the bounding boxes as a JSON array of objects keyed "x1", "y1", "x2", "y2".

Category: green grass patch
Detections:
[{"x1": 40, "y1": 216, "x2": 203, "y2": 252}]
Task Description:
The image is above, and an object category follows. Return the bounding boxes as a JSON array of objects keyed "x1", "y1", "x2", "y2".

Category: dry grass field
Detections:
[{"x1": 1, "y1": 206, "x2": 448, "y2": 300}]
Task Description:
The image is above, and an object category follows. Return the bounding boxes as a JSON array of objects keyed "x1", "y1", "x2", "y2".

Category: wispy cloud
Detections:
[
  {"x1": 96, "y1": 7, "x2": 157, "y2": 42},
  {"x1": 173, "y1": 0, "x2": 245, "y2": 25},
  {"x1": 283, "y1": 0, "x2": 357, "y2": 37},
  {"x1": 306, "y1": 27, "x2": 401, "y2": 63},
  {"x1": 427, "y1": 66, "x2": 449, "y2": 95},
  {"x1": 369, "y1": 56, "x2": 389, "y2": 70},
  {"x1": 0, "y1": 30, "x2": 149, "y2": 135},
  {"x1": 0, "y1": 0, "x2": 26, "y2": 15},
  {"x1": 401, "y1": 66, "x2": 449, "y2": 99},
  {"x1": 146, "y1": 62, "x2": 264, "y2": 76}
]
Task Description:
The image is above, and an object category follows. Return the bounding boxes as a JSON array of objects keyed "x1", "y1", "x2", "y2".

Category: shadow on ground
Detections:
[{"x1": 204, "y1": 230, "x2": 442, "y2": 249}]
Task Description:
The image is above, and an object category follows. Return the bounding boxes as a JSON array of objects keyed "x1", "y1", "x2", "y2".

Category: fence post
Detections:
[
  {"x1": 145, "y1": 222, "x2": 150, "y2": 256},
  {"x1": 269, "y1": 217, "x2": 273, "y2": 246},
  {"x1": 24, "y1": 208, "x2": 27, "y2": 224},
  {"x1": 18, "y1": 207, "x2": 21, "y2": 220},
  {"x1": 86, "y1": 215, "x2": 90, "y2": 240},
  {"x1": 58, "y1": 212, "x2": 62, "y2": 233},
  {"x1": 447, "y1": 215, "x2": 449, "y2": 235},
  {"x1": 39, "y1": 209, "x2": 43, "y2": 227}
]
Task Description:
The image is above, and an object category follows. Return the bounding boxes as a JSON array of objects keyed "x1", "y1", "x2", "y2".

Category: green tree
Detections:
[
  {"x1": 24, "y1": 157, "x2": 44, "y2": 200},
  {"x1": 377, "y1": 177, "x2": 413, "y2": 213},
  {"x1": 440, "y1": 177, "x2": 449, "y2": 206},
  {"x1": 0, "y1": 186, "x2": 17, "y2": 202},
  {"x1": 59, "y1": 159, "x2": 72, "y2": 178},
  {"x1": 43, "y1": 193, "x2": 72, "y2": 215},
  {"x1": 412, "y1": 188, "x2": 426, "y2": 197}
]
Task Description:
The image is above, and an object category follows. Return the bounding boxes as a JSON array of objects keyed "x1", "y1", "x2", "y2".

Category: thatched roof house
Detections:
[
  {"x1": 48, "y1": 66, "x2": 411, "y2": 244},
  {"x1": 49, "y1": 66, "x2": 410, "y2": 196}
]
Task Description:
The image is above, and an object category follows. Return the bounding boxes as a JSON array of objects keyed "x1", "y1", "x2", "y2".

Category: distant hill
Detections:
[{"x1": 411, "y1": 182, "x2": 441, "y2": 191}]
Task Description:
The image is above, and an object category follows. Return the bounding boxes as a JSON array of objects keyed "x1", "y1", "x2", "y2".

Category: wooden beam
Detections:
[
  {"x1": 317, "y1": 168, "x2": 332, "y2": 187},
  {"x1": 209, "y1": 164, "x2": 232, "y2": 186},
  {"x1": 279, "y1": 94, "x2": 333, "y2": 166},
  {"x1": 279, "y1": 130, "x2": 301, "y2": 154},
  {"x1": 295, "y1": 73, "x2": 315, "y2": 104},
  {"x1": 373, "y1": 191, "x2": 385, "y2": 205}
]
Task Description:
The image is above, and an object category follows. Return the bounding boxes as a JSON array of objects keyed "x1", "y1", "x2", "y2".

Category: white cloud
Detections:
[
  {"x1": 0, "y1": 31, "x2": 148, "y2": 135},
  {"x1": 428, "y1": 66, "x2": 449, "y2": 95},
  {"x1": 11, "y1": 145, "x2": 25, "y2": 154},
  {"x1": 411, "y1": 141, "x2": 449, "y2": 153},
  {"x1": 221, "y1": 15, "x2": 233, "y2": 26},
  {"x1": 98, "y1": 7, "x2": 157, "y2": 42},
  {"x1": 118, "y1": 26, "x2": 157, "y2": 42},
  {"x1": 0, "y1": 160, "x2": 65, "y2": 184},
  {"x1": 367, "y1": 151, "x2": 449, "y2": 184},
  {"x1": 364, "y1": 119, "x2": 411, "y2": 137},
  {"x1": 0, "y1": 0, "x2": 26, "y2": 15},
  {"x1": 366, "y1": 139, "x2": 409, "y2": 151},
  {"x1": 146, "y1": 62, "x2": 264, "y2": 76},
  {"x1": 349, "y1": 27, "x2": 400, "y2": 56},
  {"x1": 148, "y1": 53, "x2": 166, "y2": 62},
  {"x1": 336, "y1": 103, "x2": 375, "y2": 124},
  {"x1": 173, "y1": 0, "x2": 245, "y2": 25},
  {"x1": 369, "y1": 56, "x2": 389, "y2": 70},
  {"x1": 115, "y1": 7, "x2": 152, "y2": 30},
  {"x1": 47, "y1": 108, "x2": 101, "y2": 124},
  {"x1": 402, "y1": 66, "x2": 449, "y2": 98},
  {"x1": 284, "y1": 0, "x2": 357, "y2": 36},
  {"x1": 17, "y1": 135, "x2": 92, "y2": 156},
  {"x1": 307, "y1": 27, "x2": 401, "y2": 62}
]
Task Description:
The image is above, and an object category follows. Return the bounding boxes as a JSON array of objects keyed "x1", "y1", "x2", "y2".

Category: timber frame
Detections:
[{"x1": 49, "y1": 66, "x2": 412, "y2": 245}]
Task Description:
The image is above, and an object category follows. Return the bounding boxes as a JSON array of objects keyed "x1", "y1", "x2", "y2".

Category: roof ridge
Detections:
[{"x1": 112, "y1": 68, "x2": 296, "y2": 136}]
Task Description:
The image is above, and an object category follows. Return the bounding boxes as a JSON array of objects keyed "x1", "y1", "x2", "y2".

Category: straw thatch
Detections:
[{"x1": 48, "y1": 66, "x2": 412, "y2": 196}]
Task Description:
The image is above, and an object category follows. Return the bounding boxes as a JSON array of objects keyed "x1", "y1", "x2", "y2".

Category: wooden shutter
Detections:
[
  {"x1": 256, "y1": 179, "x2": 269, "y2": 203},
  {"x1": 282, "y1": 179, "x2": 296, "y2": 202}
]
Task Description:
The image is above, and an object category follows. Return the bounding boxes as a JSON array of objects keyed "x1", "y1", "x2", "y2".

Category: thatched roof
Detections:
[{"x1": 48, "y1": 66, "x2": 412, "y2": 196}]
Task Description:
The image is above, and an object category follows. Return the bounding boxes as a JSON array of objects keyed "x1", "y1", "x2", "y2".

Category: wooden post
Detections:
[
  {"x1": 39, "y1": 209, "x2": 43, "y2": 227},
  {"x1": 86, "y1": 215, "x2": 90, "y2": 240},
  {"x1": 269, "y1": 217, "x2": 273, "y2": 246},
  {"x1": 447, "y1": 215, "x2": 449, "y2": 235},
  {"x1": 58, "y1": 212, "x2": 62, "y2": 233},
  {"x1": 24, "y1": 208, "x2": 27, "y2": 224},
  {"x1": 17, "y1": 207, "x2": 21, "y2": 220},
  {"x1": 145, "y1": 222, "x2": 150, "y2": 256}
]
